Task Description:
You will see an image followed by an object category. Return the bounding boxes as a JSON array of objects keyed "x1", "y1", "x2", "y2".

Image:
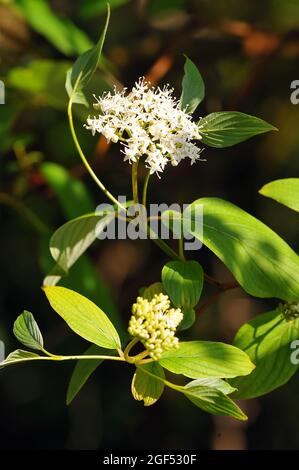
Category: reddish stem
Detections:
[{"x1": 197, "y1": 281, "x2": 240, "y2": 316}]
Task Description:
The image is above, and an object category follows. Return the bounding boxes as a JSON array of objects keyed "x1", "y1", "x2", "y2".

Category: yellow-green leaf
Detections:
[
  {"x1": 132, "y1": 363, "x2": 165, "y2": 406},
  {"x1": 43, "y1": 286, "x2": 121, "y2": 350}
]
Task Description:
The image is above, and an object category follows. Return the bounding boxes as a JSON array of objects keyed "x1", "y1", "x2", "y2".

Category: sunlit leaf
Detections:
[
  {"x1": 43, "y1": 286, "x2": 121, "y2": 350},
  {"x1": 183, "y1": 381, "x2": 247, "y2": 420},
  {"x1": 259, "y1": 178, "x2": 299, "y2": 213},
  {"x1": 184, "y1": 198, "x2": 299, "y2": 300},
  {"x1": 132, "y1": 363, "x2": 165, "y2": 406},
  {"x1": 231, "y1": 309, "x2": 299, "y2": 399},
  {"x1": 159, "y1": 341, "x2": 255, "y2": 379}
]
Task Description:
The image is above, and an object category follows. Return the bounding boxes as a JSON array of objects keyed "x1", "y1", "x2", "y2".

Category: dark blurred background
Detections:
[{"x1": 0, "y1": 0, "x2": 299, "y2": 450}]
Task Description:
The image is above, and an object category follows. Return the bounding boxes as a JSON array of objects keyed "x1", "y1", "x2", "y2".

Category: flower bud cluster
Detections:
[{"x1": 128, "y1": 293, "x2": 183, "y2": 360}]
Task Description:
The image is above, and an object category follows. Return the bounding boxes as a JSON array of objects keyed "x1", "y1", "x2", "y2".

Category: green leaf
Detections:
[
  {"x1": 180, "y1": 57, "x2": 205, "y2": 114},
  {"x1": 162, "y1": 260, "x2": 203, "y2": 308},
  {"x1": 40, "y1": 162, "x2": 122, "y2": 333},
  {"x1": 183, "y1": 382, "x2": 247, "y2": 420},
  {"x1": 259, "y1": 178, "x2": 299, "y2": 213},
  {"x1": 67, "y1": 344, "x2": 112, "y2": 405},
  {"x1": 159, "y1": 341, "x2": 255, "y2": 379},
  {"x1": 187, "y1": 378, "x2": 237, "y2": 395},
  {"x1": 0, "y1": 350, "x2": 43, "y2": 368},
  {"x1": 132, "y1": 363, "x2": 165, "y2": 406},
  {"x1": 65, "y1": 70, "x2": 88, "y2": 107},
  {"x1": 15, "y1": 0, "x2": 92, "y2": 56},
  {"x1": 184, "y1": 198, "x2": 299, "y2": 300},
  {"x1": 142, "y1": 282, "x2": 165, "y2": 300},
  {"x1": 179, "y1": 306, "x2": 196, "y2": 331},
  {"x1": 13, "y1": 311, "x2": 44, "y2": 351},
  {"x1": 43, "y1": 286, "x2": 121, "y2": 350},
  {"x1": 198, "y1": 111, "x2": 277, "y2": 148},
  {"x1": 230, "y1": 309, "x2": 299, "y2": 399},
  {"x1": 43, "y1": 211, "x2": 115, "y2": 286},
  {"x1": 67, "y1": 3, "x2": 110, "y2": 98}
]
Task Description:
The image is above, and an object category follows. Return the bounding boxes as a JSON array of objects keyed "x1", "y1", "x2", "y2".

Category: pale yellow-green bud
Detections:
[
  {"x1": 128, "y1": 293, "x2": 183, "y2": 360},
  {"x1": 280, "y1": 302, "x2": 299, "y2": 322}
]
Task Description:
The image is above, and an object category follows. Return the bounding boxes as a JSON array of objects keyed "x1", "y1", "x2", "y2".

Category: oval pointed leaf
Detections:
[
  {"x1": 43, "y1": 286, "x2": 121, "y2": 350},
  {"x1": 68, "y1": 3, "x2": 110, "y2": 95},
  {"x1": 162, "y1": 260, "x2": 203, "y2": 308},
  {"x1": 132, "y1": 363, "x2": 165, "y2": 407},
  {"x1": 0, "y1": 350, "x2": 44, "y2": 368},
  {"x1": 13, "y1": 311, "x2": 44, "y2": 351},
  {"x1": 198, "y1": 111, "x2": 277, "y2": 148},
  {"x1": 185, "y1": 198, "x2": 299, "y2": 300},
  {"x1": 159, "y1": 341, "x2": 255, "y2": 379},
  {"x1": 179, "y1": 306, "x2": 196, "y2": 331},
  {"x1": 183, "y1": 382, "x2": 247, "y2": 420},
  {"x1": 187, "y1": 378, "x2": 237, "y2": 396},
  {"x1": 43, "y1": 211, "x2": 115, "y2": 286},
  {"x1": 180, "y1": 57, "x2": 205, "y2": 114},
  {"x1": 259, "y1": 178, "x2": 299, "y2": 213},
  {"x1": 231, "y1": 309, "x2": 299, "y2": 399}
]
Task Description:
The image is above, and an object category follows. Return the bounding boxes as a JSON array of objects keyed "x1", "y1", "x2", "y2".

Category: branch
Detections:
[{"x1": 197, "y1": 281, "x2": 240, "y2": 316}]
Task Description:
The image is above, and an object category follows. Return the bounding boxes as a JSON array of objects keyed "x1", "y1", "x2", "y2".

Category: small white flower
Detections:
[
  {"x1": 85, "y1": 78, "x2": 204, "y2": 176},
  {"x1": 128, "y1": 293, "x2": 183, "y2": 360}
]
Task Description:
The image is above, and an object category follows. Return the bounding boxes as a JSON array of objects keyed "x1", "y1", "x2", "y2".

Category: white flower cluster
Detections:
[
  {"x1": 128, "y1": 293, "x2": 183, "y2": 360},
  {"x1": 85, "y1": 78, "x2": 203, "y2": 176}
]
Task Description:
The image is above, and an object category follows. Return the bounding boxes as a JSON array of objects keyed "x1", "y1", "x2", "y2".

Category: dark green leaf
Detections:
[
  {"x1": 180, "y1": 57, "x2": 205, "y2": 114},
  {"x1": 179, "y1": 306, "x2": 196, "y2": 331},
  {"x1": 13, "y1": 311, "x2": 43, "y2": 351},
  {"x1": 67, "y1": 3, "x2": 110, "y2": 97},
  {"x1": 198, "y1": 111, "x2": 277, "y2": 148},
  {"x1": 67, "y1": 344, "x2": 113, "y2": 405},
  {"x1": 162, "y1": 260, "x2": 203, "y2": 308}
]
